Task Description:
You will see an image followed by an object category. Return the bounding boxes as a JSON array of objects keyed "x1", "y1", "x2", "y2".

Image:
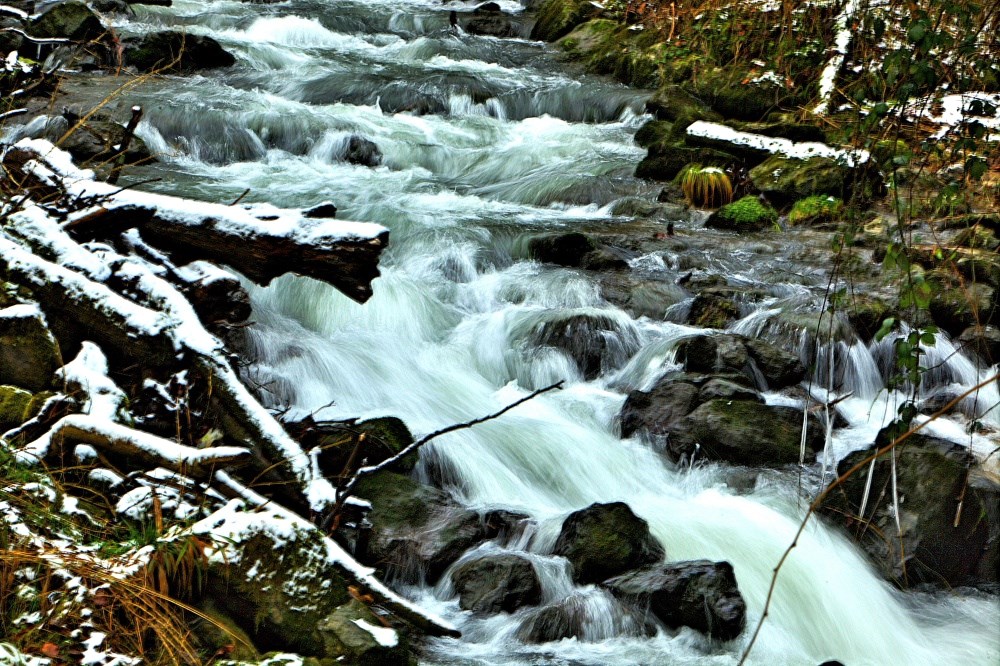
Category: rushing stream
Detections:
[{"x1": 66, "y1": 0, "x2": 1000, "y2": 662}]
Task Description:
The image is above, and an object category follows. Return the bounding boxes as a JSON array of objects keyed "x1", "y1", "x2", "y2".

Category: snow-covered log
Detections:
[
  {"x1": 5, "y1": 138, "x2": 389, "y2": 303},
  {"x1": 685, "y1": 121, "x2": 871, "y2": 166},
  {"x1": 26, "y1": 415, "x2": 252, "y2": 477}
]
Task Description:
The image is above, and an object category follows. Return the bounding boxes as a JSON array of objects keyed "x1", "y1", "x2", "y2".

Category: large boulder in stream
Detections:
[
  {"x1": 353, "y1": 471, "x2": 489, "y2": 584},
  {"x1": 123, "y1": 31, "x2": 236, "y2": 73},
  {"x1": 553, "y1": 502, "x2": 664, "y2": 584},
  {"x1": 603, "y1": 560, "x2": 746, "y2": 640},
  {"x1": 821, "y1": 434, "x2": 999, "y2": 588},
  {"x1": 676, "y1": 333, "x2": 806, "y2": 390},
  {"x1": 339, "y1": 135, "x2": 383, "y2": 167},
  {"x1": 666, "y1": 399, "x2": 824, "y2": 467},
  {"x1": 452, "y1": 553, "x2": 542, "y2": 613}
]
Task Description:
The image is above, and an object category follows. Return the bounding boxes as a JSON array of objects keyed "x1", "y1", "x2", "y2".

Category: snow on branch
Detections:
[{"x1": 685, "y1": 120, "x2": 872, "y2": 166}]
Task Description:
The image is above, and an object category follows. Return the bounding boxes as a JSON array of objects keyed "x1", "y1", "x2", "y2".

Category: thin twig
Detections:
[{"x1": 321, "y1": 381, "x2": 565, "y2": 530}]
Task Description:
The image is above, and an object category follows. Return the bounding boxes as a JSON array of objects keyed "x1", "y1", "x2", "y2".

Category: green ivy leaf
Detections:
[{"x1": 875, "y1": 317, "x2": 896, "y2": 341}]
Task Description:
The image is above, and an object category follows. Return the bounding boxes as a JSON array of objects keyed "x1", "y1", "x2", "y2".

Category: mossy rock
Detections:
[
  {"x1": 952, "y1": 226, "x2": 999, "y2": 252},
  {"x1": 822, "y1": 435, "x2": 999, "y2": 587},
  {"x1": 690, "y1": 71, "x2": 788, "y2": 121},
  {"x1": 735, "y1": 120, "x2": 827, "y2": 144},
  {"x1": 871, "y1": 139, "x2": 911, "y2": 170},
  {"x1": 634, "y1": 120, "x2": 674, "y2": 149},
  {"x1": 0, "y1": 305, "x2": 61, "y2": 392},
  {"x1": 645, "y1": 85, "x2": 721, "y2": 124},
  {"x1": 928, "y1": 278, "x2": 997, "y2": 336},
  {"x1": 0, "y1": 385, "x2": 34, "y2": 431},
  {"x1": 788, "y1": 195, "x2": 843, "y2": 225},
  {"x1": 205, "y1": 523, "x2": 353, "y2": 656},
  {"x1": 353, "y1": 471, "x2": 487, "y2": 584},
  {"x1": 842, "y1": 296, "x2": 892, "y2": 342},
  {"x1": 317, "y1": 599, "x2": 409, "y2": 666},
  {"x1": 530, "y1": 0, "x2": 601, "y2": 42},
  {"x1": 665, "y1": 399, "x2": 823, "y2": 466},
  {"x1": 705, "y1": 196, "x2": 777, "y2": 232},
  {"x1": 749, "y1": 155, "x2": 848, "y2": 201},
  {"x1": 552, "y1": 502, "x2": 664, "y2": 584},
  {"x1": 688, "y1": 291, "x2": 739, "y2": 329},
  {"x1": 30, "y1": 2, "x2": 105, "y2": 41}
]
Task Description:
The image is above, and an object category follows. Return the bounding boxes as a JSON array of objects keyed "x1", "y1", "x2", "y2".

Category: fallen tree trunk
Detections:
[{"x1": 5, "y1": 138, "x2": 389, "y2": 302}]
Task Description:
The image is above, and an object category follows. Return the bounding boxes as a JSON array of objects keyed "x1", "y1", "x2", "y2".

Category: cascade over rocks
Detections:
[
  {"x1": 821, "y1": 434, "x2": 999, "y2": 588},
  {"x1": 514, "y1": 593, "x2": 656, "y2": 643},
  {"x1": 603, "y1": 560, "x2": 747, "y2": 641},
  {"x1": 552, "y1": 502, "x2": 665, "y2": 584},
  {"x1": 451, "y1": 553, "x2": 542, "y2": 613}
]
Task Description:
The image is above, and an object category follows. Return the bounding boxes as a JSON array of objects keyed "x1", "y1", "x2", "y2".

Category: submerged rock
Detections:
[
  {"x1": 603, "y1": 560, "x2": 746, "y2": 640},
  {"x1": 514, "y1": 592, "x2": 655, "y2": 643},
  {"x1": 452, "y1": 553, "x2": 542, "y2": 613},
  {"x1": 822, "y1": 435, "x2": 999, "y2": 588},
  {"x1": 527, "y1": 232, "x2": 629, "y2": 271},
  {"x1": 677, "y1": 333, "x2": 805, "y2": 390},
  {"x1": 464, "y1": 3, "x2": 522, "y2": 37},
  {"x1": 553, "y1": 502, "x2": 664, "y2": 584}
]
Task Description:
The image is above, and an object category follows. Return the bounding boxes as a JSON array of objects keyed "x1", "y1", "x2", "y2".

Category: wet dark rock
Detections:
[
  {"x1": 845, "y1": 296, "x2": 892, "y2": 342},
  {"x1": 339, "y1": 135, "x2": 383, "y2": 167},
  {"x1": 482, "y1": 510, "x2": 532, "y2": 540},
  {"x1": 620, "y1": 377, "x2": 701, "y2": 439},
  {"x1": 645, "y1": 85, "x2": 721, "y2": 124},
  {"x1": 123, "y1": 31, "x2": 236, "y2": 73},
  {"x1": 527, "y1": 232, "x2": 629, "y2": 271},
  {"x1": 636, "y1": 141, "x2": 737, "y2": 182},
  {"x1": 304, "y1": 202, "x2": 338, "y2": 218},
  {"x1": 553, "y1": 502, "x2": 664, "y2": 584},
  {"x1": 736, "y1": 119, "x2": 827, "y2": 144},
  {"x1": 821, "y1": 434, "x2": 999, "y2": 588},
  {"x1": 928, "y1": 276, "x2": 997, "y2": 336},
  {"x1": 530, "y1": 312, "x2": 640, "y2": 380},
  {"x1": 957, "y1": 325, "x2": 1000, "y2": 365},
  {"x1": 451, "y1": 554, "x2": 542, "y2": 613},
  {"x1": 353, "y1": 471, "x2": 488, "y2": 584},
  {"x1": 603, "y1": 560, "x2": 746, "y2": 640},
  {"x1": 464, "y1": 3, "x2": 522, "y2": 37},
  {"x1": 30, "y1": 1, "x2": 105, "y2": 41},
  {"x1": 0, "y1": 304, "x2": 61, "y2": 392},
  {"x1": 666, "y1": 399, "x2": 824, "y2": 466},
  {"x1": 57, "y1": 115, "x2": 153, "y2": 167},
  {"x1": 677, "y1": 334, "x2": 805, "y2": 390}
]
